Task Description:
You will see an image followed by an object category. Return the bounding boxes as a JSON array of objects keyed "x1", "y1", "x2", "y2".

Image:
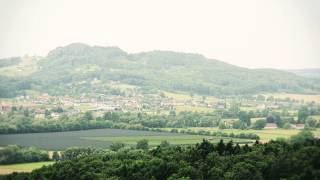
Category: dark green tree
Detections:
[
  {"x1": 252, "y1": 119, "x2": 267, "y2": 130},
  {"x1": 136, "y1": 139, "x2": 149, "y2": 150},
  {"x1": 298, "y1": 106, "x2": 309, "y2": 123},
  {"x1": 110, "y1": 142, "x2": 125, "y2": 151},
  {"x1": 83, "y1": 111, "x2": 93, "y2": 121},
  {"x1": 239, "y1": 111, "x2": 251, "y2": 126},
  {"x1": 160, "y1": 140, "x2": 170, "y2": 148}
]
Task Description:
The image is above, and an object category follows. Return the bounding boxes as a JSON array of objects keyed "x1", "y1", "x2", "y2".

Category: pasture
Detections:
[{"x1": 0, "y1": 162, "x2": 54, "y2": 175}]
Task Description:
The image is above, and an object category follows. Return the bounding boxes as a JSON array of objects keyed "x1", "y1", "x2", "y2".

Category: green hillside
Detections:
[{"x1": 1, "y1": 43, "x2": 319, "y2": 97}]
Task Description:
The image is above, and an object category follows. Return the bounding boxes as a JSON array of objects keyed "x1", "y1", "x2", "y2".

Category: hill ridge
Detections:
[{"x1": 0, "y1": 43, "x2": 319, "y2": 97}]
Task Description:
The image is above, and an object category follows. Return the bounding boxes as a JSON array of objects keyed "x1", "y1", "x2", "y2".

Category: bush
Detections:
[
  {"x1": 110, "y1": 142, "x2": 125, "y2": 151},
  {"x1": 290, "y1": 130, "x2": 314, "y2": 143},
  {"x1": 170, "y1": 129, "x2": 179, "y2": 133},
  {"x1": 160, "y1": 140, "x2": 170, "y2": 148},
  {"x1": 136, "y1": 139, "x2": 149, "y2": 150},
  {"x1": 306, "y1": 117, "x2": 318, "y2": 128},
  {"x1": 61, "y1": 147, "x2": 97, "y2": 160}
]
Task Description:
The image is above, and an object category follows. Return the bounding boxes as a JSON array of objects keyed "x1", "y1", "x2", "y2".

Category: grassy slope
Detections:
[{"x1": 0, "y1": 57, "x2": 38, "y2": 77}]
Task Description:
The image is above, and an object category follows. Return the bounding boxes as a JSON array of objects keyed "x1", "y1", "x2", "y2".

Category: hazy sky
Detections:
[{"x1": 0, "y1": 0, "x2": 319, "y2": 69}]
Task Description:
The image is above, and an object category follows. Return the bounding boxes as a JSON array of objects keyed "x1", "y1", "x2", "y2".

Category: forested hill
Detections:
[
  {"x1": 1, "y1": 43, "x2": 320, "y2": 97},
  {"x1": 287, "y1": 69, "x2": 320, "y2": 79}
]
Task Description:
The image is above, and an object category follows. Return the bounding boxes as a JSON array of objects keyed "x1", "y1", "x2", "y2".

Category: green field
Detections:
[
  {"x1": 161, "y1": 127, "x2": 320, "y2": 142},
  {"x1": 0, "y1": 129, "x2": 252, "y2": 150},
  {"x1": 78, "y1": 103, "x2": 94, "y2": 112},
  {"x1": 0, "y1": 162, "x2": 54, "y2": 175},
  {"x1": 82, "y1": 135, "x2": 252, "y2": 146},
  {"x1": 175, "y1": 105, "x2": 213, "y2": 113}
]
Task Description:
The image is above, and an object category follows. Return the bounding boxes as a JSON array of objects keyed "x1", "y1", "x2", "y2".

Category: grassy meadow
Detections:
[{"x1": 0, "y1": 162, "x2": 54, "y2": 175}]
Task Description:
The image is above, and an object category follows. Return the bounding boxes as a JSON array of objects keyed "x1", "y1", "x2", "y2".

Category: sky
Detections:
[{"x1": 0, "y1": 0, "x2": 319, "y2": 69}]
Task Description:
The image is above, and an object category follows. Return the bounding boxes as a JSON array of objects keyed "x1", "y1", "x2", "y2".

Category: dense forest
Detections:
[
  {"x1": 1, "y1": 43, "x2": 320, "y2": 98},
  {"x1": 3, "y1": 135, "x2": 319, "y2": 180}
]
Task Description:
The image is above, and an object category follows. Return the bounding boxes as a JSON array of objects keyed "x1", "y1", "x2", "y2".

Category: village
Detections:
[{"x1": 1, "y1": 87, "x2": 317, "y2": 132}]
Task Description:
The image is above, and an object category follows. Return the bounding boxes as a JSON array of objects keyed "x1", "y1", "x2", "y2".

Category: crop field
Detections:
[
  {"x1": 0, "y1": 162, "x2": 54, "y2": 175},
  {"x1": 0, "y1": 129, "x2": 250, "y2": 150},
  {"x1": 162, "y1": 127, "x2": 320, "y2": 142},
  {"x1": 82, "y1": 135, "x2": 252, "y2": 146}
]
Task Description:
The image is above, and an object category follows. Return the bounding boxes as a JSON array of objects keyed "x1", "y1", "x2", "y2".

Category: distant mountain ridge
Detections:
[
  {"x1": 286, "y1": 69, "x2": 320, "y2": 79},
  {"x1": 0, "y1": 43, "x2": 320, "y2": 97}
]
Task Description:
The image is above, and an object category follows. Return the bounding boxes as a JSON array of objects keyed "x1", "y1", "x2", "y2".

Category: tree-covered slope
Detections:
[{"x1": 1, "y1": 43, "x2": 320, "y2": 97}]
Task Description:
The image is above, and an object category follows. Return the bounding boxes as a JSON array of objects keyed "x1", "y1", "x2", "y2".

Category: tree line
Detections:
[
  {"x1": 0, "y1": 145, "x2": 49, "y2": 165},
  {"x1": 3, "y1": 131, "x2": 320, "y2": 180}
]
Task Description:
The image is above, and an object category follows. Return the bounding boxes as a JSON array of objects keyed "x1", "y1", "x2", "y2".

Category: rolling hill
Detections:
[{"x1": 0, "y1": 43, "x2": 320, "y2": 97}]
